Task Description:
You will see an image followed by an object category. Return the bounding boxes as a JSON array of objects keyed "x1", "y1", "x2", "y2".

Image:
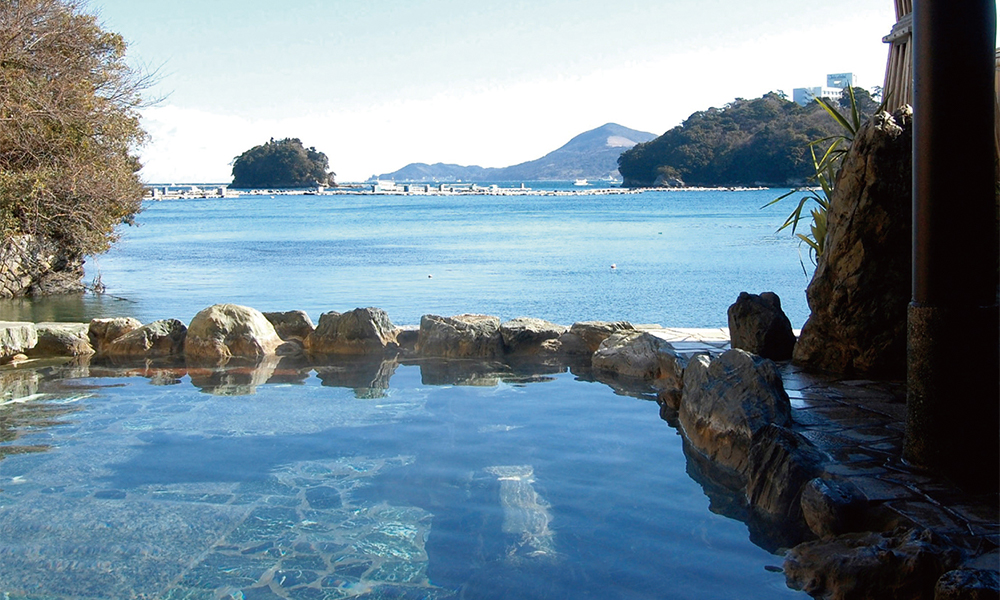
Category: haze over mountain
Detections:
[{"x1": 376, "y1": 123, "x2": 657, "y2": 182}]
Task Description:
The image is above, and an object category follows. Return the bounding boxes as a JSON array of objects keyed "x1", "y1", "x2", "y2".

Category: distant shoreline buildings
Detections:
[{"x1": 792, "y1": 73, "x2": 857, "y2": 106}]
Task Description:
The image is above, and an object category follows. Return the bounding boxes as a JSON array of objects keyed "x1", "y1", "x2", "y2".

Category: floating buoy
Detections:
[
  {"x1": 610, "y1": 264, "x2": 617, "y2": 269},
  {"x1": 428, "y1": 274, "x2": 433, "y2": 278}
]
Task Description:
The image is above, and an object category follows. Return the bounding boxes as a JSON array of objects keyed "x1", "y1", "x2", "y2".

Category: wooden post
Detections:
[{"x1": 906, "y1": 0, "x2": 999, "y2": 491}]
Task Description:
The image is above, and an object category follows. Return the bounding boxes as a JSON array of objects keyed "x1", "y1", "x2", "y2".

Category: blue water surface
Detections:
[{"x1": 0, "y1": 187, "x2": 814, "y2": 327}]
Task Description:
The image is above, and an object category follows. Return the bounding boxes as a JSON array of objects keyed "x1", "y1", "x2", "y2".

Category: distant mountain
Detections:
[{"x1": 377, "y1": 123, "x2": 657, "y2": 182}]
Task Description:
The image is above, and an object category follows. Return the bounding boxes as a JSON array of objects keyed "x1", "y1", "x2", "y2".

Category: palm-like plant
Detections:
[{"x1": 764, "y1": 87, "x2": 863, "y2": 271}]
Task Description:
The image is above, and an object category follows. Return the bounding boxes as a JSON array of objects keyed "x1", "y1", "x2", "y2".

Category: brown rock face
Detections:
[
  {"x1": 303, "y1": 308, "x2": 397, "y2": 356},
  {"x1": 499, "y1": 317, "x2": 567, "y2": 354},
  {"x1": 678, "y1": 349, "x2": 792, "y2": 476},
  {"x1": 28, "y1": 323, "x2": 93, "y2": 357},
  {"x1": 185, "y1": 304, "x2": 282, "y2": 362},
  {"x1": 793, "y1": 107, "x2": 913, "y2": 377},
  {"x1": 89, "y1": 317, "x2": 143, "y2": 355},
  {"x1": 0, "y1": 234, "x2": 84, "y2": 297},
  {"x1": 106, "y1": 319, "x2": 187, "y2": 359},
  {"x1": 415, "y1": 314, "x2": 503, "y2": 358}
]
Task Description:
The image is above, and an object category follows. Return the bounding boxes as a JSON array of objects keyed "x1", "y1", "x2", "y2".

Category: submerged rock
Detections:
[
  {"x1": 303, "y1": 308, "x2": 398, "y2": 356},
  {"x1": 415, "y1": 314, "x2": 503, "y2": 358},
  {"x1": 678, "y1": 349, "x2": 791, "y2": 476},
  {"x1": 185, "y1": 304, "x2": 282, "y2": 361},
  {"x1": 728, "y1": 291, "x2": 796, "y2": 360},
  {"x1": 28, "y1": 322, "x2": 92, "y2": 357}
]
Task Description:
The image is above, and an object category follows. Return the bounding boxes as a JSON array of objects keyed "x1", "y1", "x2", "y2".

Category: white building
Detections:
[{"x1": 792, "y1": 73, "x2": 858, "y2": 106}]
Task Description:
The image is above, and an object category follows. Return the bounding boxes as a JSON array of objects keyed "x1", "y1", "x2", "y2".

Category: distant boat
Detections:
[{"x1": 574, "y1": 179, "x2": 588, "y2": 186}]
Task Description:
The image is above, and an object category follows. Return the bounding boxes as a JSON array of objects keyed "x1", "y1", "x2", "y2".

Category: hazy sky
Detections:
[{"x1": 92, "y1": 0, "x2": 897, "y2": 182}]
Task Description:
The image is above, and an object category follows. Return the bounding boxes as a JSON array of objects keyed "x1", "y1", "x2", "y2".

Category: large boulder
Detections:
[
  {"x1": 415, "y1": 314, "x2": 503, "y2": 359},
  {"x1": 678, "y1": 349, "x2": 791, "y2": 476},
  {"x1": 800, "y1": 477, "x2": 870, "y2": 539},
  {"x1": 745, "y1": 424, "x2": 827, "y2": 530},
  {"x1": 0, "y1": 321, "x2": 37, "y2": 360},
  {"x1": 500, "y1": 317, "x2": 567, "y2": 354},
  {"x1": 89, "y1": 317, "x2": 142, "y2": 355},
  {"x1": 28, "y1": 322, "x2": 93, "y2": 357},
  {"x1": 934, "y1": 569, "x2": 1000, "y2": 600},
  {"x1": 263, "y1": 310, "x2": 315, "y2": 341},
  {"x1": 592, "y1": 331, "x2": 688, "y2": 403},
  {"x1": 793, "y1": 107, "x2": 913, "y2": 377},
  {"x1": 727, "y1": 291, "x2": 796, "y2": 360},
  {"x1": 185, "y1": 304, "x2": 282, "y2": 361},
  {"x1": 784, "y1": 528, "x2": 963, "y2": 600},
  {"x1": 564, "y1": 321, "x2": 635, "y2": 354},
  {"x1": 105, "y1": 319, "x2": 187, "y2": 359},
  {"x1": 303, "y1": 308, "x2": 398, "y2": 356}
]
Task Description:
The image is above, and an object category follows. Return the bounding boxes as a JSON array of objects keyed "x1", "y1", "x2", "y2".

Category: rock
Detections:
[
  {"x1": 935, "y1": 569, "x2": 1000, "y2": 600},
  {"x1": 0, "y1": 234, "x2": 84, "y2": 297},
  {"x1": 678, "y1": 349, "x2": 791, "y2": 476},
  {"x1": 303, "y1": 308, "x2": 398, "y2": 356},
  {"x1": 745, "y1": 424, "x2": 827, "y2": 529},
  {"x1": 185, "y1": 304, "x2": 282, "y2": 361},
  {"x1": 105, "y1": 319, "x2": 187, "y2": 359},
  {"x1": 784, "y1": 528, "x2": 963, "y2": 600},
  {"x1": 567, "y1": 321, "x2": 635, "y2": 353},
  {"x1": 28, "y1": 322, "x2": 93, "y2": 357},
  {"x1": 727, "y1": 291, "x2": 796, "y2": 360},
  {"x1": 794, "y1": 107, "x2": 913, "y2": 377},
  {"x1": 395, "y1": 326, "x2": 419, "y2": 355},
  {"x1": 591, "y1": 331, "x2": 688, "y2": 404},
  {"x1": 0, "y1": 321, "x2": 37, "y2": 360},
  {"x1": 500, "y1": 318, "x2": 567, "y2": 354},
  {"x1": 801, "y1": 477, "x2": 870, "y2": 539},
  {"x1": 262, "y1": 310, "x2": 315, "y2": 341},
  {"x1": 88, "y1": 317, "x2": 143, "y2": 355},
  {"x1": 415, "y1": 314, "x2": 503, "y2": 358}
]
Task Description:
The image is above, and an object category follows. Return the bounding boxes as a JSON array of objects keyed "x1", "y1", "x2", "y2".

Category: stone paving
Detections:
[{"x1": 648, "y1": 327, "x2": 1000, "y2": 566}]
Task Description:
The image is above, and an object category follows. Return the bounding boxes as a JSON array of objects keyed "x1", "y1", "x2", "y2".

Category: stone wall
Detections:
[{"x1": 0, "y1": 234, "x2": 85, "y2": 298}]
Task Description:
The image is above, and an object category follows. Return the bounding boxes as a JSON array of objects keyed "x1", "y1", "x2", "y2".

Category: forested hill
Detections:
[{"x1": 617, "y1": 92, "x2": 873, "y2": 188}]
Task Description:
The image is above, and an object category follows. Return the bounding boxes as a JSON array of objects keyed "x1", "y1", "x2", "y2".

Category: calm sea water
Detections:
[
  {"x1": 0, "y1": 186, "x2": 814, "y2": 598},
  {"x1": 0, "y1": 186, "x2": 813, "y2": 327}
]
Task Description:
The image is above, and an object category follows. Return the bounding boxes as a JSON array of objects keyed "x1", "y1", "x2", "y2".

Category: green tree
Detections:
[
  {"x1": 0, "y1": 0, "x2": 150, "y2": 256},
  {"x1": 230, "y1": 138, "x2": 334, "y2": 189}
]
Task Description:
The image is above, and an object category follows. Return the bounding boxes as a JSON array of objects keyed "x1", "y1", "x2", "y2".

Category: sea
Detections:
[
  {"x1": 0, "y1": 184, "x2": 814, "y2": 599},
  {"x1": 0, "y1": 184, "x2": 815, "y2": 328}
]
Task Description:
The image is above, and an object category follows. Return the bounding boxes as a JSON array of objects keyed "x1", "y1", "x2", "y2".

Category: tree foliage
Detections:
[
  {"x1": 0, "y1": 0, "x2": 149, "y2": 256},
  {"x1": 617, "y1": 92, "x2": 880, "y2": 188},
  {"x1": 230, "y1": 138, "x2": 334, "y2": 189}
]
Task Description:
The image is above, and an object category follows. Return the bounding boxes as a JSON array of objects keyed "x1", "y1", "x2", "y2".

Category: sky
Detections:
[{"x1": 91, "y1": 0, "x2": 898, "y2": 183}]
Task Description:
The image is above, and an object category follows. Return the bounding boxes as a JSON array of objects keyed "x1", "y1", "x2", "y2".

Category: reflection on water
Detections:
[{"x1": 0, "y1": 359, "x2": 805, "y2": 599}]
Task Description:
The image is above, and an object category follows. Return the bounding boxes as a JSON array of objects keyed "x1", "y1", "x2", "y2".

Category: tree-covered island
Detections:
[
  {"x1": 618, "y1": 89, "x2": 879, "y2": 188},
  {"x1": 230, "y1": 138, "x2": 335, "y2": 189}
]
